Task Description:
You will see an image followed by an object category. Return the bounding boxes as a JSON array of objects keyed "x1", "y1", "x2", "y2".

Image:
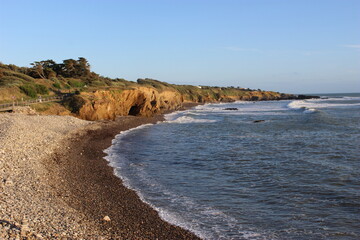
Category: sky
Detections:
[{"x1": 0, "y1": 0, "x2": 359, "y2": 94}]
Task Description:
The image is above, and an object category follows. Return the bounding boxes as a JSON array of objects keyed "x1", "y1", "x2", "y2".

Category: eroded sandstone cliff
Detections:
[
  {"x1": 77, "y1": 87, "x2": 183, "y2": 120},
  {"x1": 72, "y1": 87, "x2": 292, "y2": 121}
]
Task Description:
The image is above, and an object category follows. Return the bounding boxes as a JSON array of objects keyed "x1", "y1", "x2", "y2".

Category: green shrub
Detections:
[
  {"x1": 19, "y1": 85, "x2": 37, "y2": 98},
  {"x1": 67, "y1": 79, "x2": 85, "y2": 88},
  {"x1": 0, "y1": 76, "x2": 23, "y2": 86},
  {"x1": 35, "y1": 84, "x2": 49, "y2": 95},
  {"x1": 88, "y1": 80, "x2": 105, "y2": 87},
  {"x1": 53, "y1": 82, "x2": 61, "y2": 89},
  {"x1": 3, "y1": 70, "x2": 35, "y2": 82},
  {"x1": 62, "y1": 95, "x2": 86, "y2": 113}
]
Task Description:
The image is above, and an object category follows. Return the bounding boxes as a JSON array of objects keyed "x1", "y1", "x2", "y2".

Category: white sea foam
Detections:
[
  {"x1": 319, "y1": 96, "x2": 360, "y2": 101},
  {"x1": 103, "y1": 123, "x2": 154, "y2": 165},
  {"x1": 189, "y1": 101, "x2": 289, "y2": 117},
  {"x1": 303, "y1": 108, "x2": 317, "y2": 114},
  {"x1": 165, "y1": 115, "x2": 217, "y2": 124},
  {"x1": 164, "y1": 110, "x2": 217, "y2": 124},
  {"x1": 112, "y1": 164, "x2": 265, "y2": 240},
  {"x1": 103, "y1": 97, "x2": 358, "y2": 240},
  {"x1": 288, "y1": 99, "x2": 360, "y2": 113},
  {"x1": 102, "y1": 123, "x2": 209, "y2": 238},
  {"x1": 103, "y1": 122, "x2": 267, "y2": 239}
]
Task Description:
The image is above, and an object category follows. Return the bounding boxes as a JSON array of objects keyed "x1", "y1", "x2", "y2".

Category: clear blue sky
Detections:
[{"x1": 1, "y1": 0, "x2": 359, "y2": 93}]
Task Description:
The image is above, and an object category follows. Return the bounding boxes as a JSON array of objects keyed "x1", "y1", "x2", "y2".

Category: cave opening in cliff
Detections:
[{"x1": 129, "y1": 105, "x2": 141, "y2": 116}]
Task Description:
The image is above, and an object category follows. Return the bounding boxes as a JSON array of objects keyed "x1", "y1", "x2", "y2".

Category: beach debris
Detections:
[
  {"x1": 253, "y1": 120, "x2": 265, "y2": 123},
  {"x1": 4, "y1": 178, "x2": 13, "y2": 186},
  {"x1": 224, "y1": 108, "x2": 238, "y2": 110},
  {"x1": 12, "y1": 106, "x2": 37, "y2": 115},
  {"x1": 103, "y1": 216, "x2": 111, "y2": 222},
  {"x1": 20, "y1": 219, "x2": 30, "y2": 236}
]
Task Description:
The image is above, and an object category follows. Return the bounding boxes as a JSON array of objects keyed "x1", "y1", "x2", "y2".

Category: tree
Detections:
[
  {"x1": 77, "y1": 57, "x2": 90, "y2": 76},
  {"x1": 30, "y1": 62, "x2": 46, "y2": 79},
  {"x1": 30, "y1": 60, "x2": 57, "y2": 79},
  {"x1": 29, "y1": 57, "x2": 91, "y2": 79},
  {"x1": 61, "y1": 58, "x2": 90, "y2": 77}
]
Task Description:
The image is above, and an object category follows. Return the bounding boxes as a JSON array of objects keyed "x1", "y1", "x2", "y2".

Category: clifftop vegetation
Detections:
[
  {"x1": 0, "y1": 58, "x2": 290, "y2": 103},
  {"x1": 0, "y1": 58, "x2": 298, "y2": 119}
]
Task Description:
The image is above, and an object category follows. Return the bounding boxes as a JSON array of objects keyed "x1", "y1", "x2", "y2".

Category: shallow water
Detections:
[{"x1": 105, "y1": 93, "x2": 360, "y2": 240}]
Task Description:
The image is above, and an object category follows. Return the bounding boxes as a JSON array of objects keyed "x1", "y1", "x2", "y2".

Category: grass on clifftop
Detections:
[{"x1": 0, "y1": 58, "x2": 283, "y2": 104}]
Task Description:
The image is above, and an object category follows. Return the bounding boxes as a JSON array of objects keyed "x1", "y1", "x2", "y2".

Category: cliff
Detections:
[
  {"x1": 0, "y1": 60, "x2": 303, "y2": 121},
  {"x1": 76, "y1": 87, "x2": 183, "y2": 120},
  {"x1": 68, "y1": 85, "x2": 293, "y2": 121}
]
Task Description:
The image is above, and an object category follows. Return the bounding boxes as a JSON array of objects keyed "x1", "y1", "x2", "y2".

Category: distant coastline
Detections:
[
  {"x1": 1, "y1": 59, "x2": 319, "y2": 121},
  {"x1": 0, "y1": 59, "x2": 322, "y2": 239}
]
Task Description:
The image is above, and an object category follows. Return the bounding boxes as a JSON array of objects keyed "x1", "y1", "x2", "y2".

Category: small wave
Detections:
[
  {"x1": 166, "y1": 116, "x2": 217, "y2": 124},
  {"x1": 287, "y1": 98, "x2": 360, "y2": 114},
  {"x1": 303, "y1": 108, "x2": 317, "y2": 114},
  {"x1": 103, "y1": 123, "x2": 155, "y2": 164},
  {"x1": 287, "y1": 101, "x2": 318, "y2": 114},
  {"x1": 187, "y1": 112, "x2": 206, "y2": 116},
  {"x1": 319, "y1": 96, "x2": 360, "y2": 101},
  {"x1": 112, "y1": 166, "x2": 266, "y2": 240}
]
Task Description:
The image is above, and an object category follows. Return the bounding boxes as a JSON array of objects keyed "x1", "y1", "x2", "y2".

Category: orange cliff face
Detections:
[
  {"x1": 70, "y1": 88, "x2": 290, "y2": 121},
  {"x1": 78, "y1": 87, "x2": 183, "y2": 121}
]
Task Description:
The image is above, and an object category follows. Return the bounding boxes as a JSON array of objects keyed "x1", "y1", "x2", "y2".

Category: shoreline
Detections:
[
  {"x1": 50, "y1": 102, "x2": 202, "y2": 239},
  {"x1": 52, "y1": 115, "x2": 200, "y2": 239},
  {"x1": 0, "y1": 106, "x2": 200, "y2": 239}
]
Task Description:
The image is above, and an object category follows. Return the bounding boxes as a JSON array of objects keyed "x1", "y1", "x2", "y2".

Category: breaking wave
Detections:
[
  {"x1": 287, "y1": 97, "x2": 360, "y2": 114},
  {"x1": 165, "y1": 111, "x2": 217, "y2": 124}
]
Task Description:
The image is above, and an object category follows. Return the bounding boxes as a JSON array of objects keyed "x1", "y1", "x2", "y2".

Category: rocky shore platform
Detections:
[{"x1": 0, "y1": 111, "x2": 199, "y2": 239}]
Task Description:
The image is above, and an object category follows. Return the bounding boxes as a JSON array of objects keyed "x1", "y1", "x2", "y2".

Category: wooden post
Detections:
[{"x1": 12, "y1": 96, "x2": 15, "y2": 111}]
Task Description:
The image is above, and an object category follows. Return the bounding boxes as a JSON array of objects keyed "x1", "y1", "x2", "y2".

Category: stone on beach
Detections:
[
  {"x1": 0, "y1": 112, "x2": 200, "y2": 239},
  {"x1": 0, "y1": 112, "x2": 100, "y2": 239}
]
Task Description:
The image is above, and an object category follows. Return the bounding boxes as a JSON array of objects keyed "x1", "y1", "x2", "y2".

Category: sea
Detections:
[{"x1": 104, "y1": 93, "x2": 360, "y2": 240}]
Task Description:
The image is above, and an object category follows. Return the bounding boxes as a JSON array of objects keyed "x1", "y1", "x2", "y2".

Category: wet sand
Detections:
[{"x1": 49, "y1": 115, "x2": 200, "y2": 239}]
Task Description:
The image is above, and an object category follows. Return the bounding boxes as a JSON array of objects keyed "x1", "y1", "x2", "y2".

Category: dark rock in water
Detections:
[
  {"x1": 277, "y1": 94, "x2": 320, "y2": 100},
  {"x1": 224, "y1": 108, "x2": 238, "y2": 110},
  {"x1": 297, "y1": 95, "x2": 320, "y2": 99},
  {"x1": 253, "y1": 120, "x2": 265, "y2": 123}
]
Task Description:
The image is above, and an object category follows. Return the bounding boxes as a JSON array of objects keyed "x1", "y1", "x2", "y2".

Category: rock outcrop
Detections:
[
  {"x1": 62, "y1": 86, "x2": 314, "y2": 121},
  {"x1": 77, "y1": 87, "x2": 183, "y2": 121}
]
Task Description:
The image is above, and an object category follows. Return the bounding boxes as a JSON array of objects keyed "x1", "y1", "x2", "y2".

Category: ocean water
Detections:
[{"x1": 104, "y1": 93, "x2": 360, "y2": 240}]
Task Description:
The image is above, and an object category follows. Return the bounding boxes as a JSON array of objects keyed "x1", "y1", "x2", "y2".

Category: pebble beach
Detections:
[{"x1": 0, "y1": 110, "x2": 199, "y2": 239}]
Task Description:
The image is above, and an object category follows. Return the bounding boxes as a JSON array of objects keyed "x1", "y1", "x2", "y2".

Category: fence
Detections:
[{"x1": 0, "y1": 95, "x2": 65, "y2": 112}]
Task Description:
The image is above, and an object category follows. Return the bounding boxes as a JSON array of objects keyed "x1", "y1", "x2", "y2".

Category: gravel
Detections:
[{"x1": 0, "y1": 112, "x2": 102, "y2": 239}]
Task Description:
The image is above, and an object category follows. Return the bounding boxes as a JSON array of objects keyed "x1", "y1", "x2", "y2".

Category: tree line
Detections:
[{"x1": 29, "y1": 57, "x2": 91, "y2": 79}]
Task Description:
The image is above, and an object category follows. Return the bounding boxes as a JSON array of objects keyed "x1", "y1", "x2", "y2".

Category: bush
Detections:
[
  {"x1": 35, "y1": 84, "x2": 49, "y2": 95},
  {"x1": 88, "y1": 80, "x2": 105, "y2": 87},
  {"x1": 53, "y1": 82, "x2": 61, "y2": 89},
  {"x1": 67, "y1": 79, "x2": 85, "y2": 88},
  {"x1": 62, "y1": 95, "x2": 86, "y2": 113},
  {"x1": 0, "y1": 76, "x2": 23, "y2": 86},
  {"x1": 19, "y1": 85, "x2": 37, "y2": 98},
  {"x1": 3, "y1": 70, "x2": 35, "y2": 82}
]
